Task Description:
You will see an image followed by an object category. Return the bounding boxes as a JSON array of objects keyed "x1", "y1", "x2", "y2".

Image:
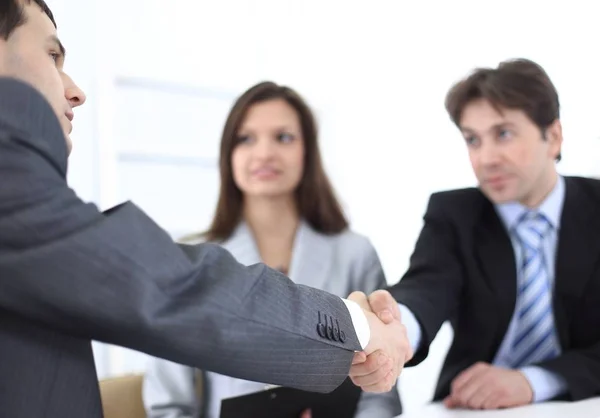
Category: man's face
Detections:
[
  {"x1": 460, "y1": 98, "x2": 562, "y2": 207},
  {"x1": 0, "y1": 1, "x2": 86, "y2": 153}
]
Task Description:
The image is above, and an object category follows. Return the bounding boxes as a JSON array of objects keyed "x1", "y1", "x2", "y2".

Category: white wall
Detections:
[{"x1": 48, "y1": 0, "x2": 600, "y2": 412}]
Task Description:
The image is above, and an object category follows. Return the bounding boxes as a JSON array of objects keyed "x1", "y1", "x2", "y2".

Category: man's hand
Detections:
[
  {"x1": 348, "y1": 290, "x2": 412, "y2": 393},
  {"x1": 299, "y1": 409, "x2": 311, "y2": 418},
  {"x1": 444, "y1": 362, "x2": 534, "y2": 410}
]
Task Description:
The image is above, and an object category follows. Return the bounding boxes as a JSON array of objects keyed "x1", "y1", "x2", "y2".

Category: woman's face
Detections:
[{"x1": 231, "y1": 99, "x2": 305, "y2": 199}]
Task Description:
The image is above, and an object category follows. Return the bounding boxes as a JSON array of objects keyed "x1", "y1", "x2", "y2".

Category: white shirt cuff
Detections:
[
  {"x1": 342, "y1": 298, "x2": 370, "y2": 350},
  {"x1": 398, "y1": 303, "x2": 423, "y2": 353},
  {"x1": 520, "y1": 366, "x2": 568, "y2": 402}
]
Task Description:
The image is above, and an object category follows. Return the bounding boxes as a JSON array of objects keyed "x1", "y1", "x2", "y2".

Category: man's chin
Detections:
[{"x1": 480, "y1": 187, "x2": 517, "y2": 205}]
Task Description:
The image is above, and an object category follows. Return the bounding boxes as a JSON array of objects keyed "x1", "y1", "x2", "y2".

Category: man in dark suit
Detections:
[
  {"x1": 354, "y1": 58, "x2": 600, "y2": 410},
  {"x1": 0, "y1": 1, "x2": 411, "y2": 416}
]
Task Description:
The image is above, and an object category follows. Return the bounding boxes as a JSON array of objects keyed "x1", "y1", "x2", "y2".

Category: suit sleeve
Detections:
[
  {"x1": 387, "y1": 193, "x2": 466, "y2": 366},
  {"x1": 540, "y1": 343, "x2": 600, "y2": 401},
  {"x1": 0, "y1": 77, "x2": 359, "y2": 393},
  {"x1": 535, "y1": 274, "x2": 600, "y2": 401}
]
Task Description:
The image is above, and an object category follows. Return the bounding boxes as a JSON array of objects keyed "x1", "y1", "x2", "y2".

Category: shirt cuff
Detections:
[
  {"x1": 398, "y1": 303, "x2": 422, "y2": 353},
  {"x1": 520, "y1": 366, "x2": 568, "y2": 402},
  {"x1": 342, "y1": 298, "x2": 370, "y2": 350}
]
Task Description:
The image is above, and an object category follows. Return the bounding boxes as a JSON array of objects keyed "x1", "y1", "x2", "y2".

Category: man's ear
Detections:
[{"x1": 545, "y1": 119, "x2": 562, "y2": 161}]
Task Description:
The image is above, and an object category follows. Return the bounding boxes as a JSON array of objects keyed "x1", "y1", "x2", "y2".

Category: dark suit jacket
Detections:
[
  {"x1": 389, "y1": 177, "x2": 600, "y2": 402},
  {"x1": 0, "y1": 78, "x2": 360, "y2": 417}
]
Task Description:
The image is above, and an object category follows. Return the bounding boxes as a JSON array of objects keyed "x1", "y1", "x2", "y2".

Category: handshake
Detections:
[{"x1": 347, "y1": 290, "x2": 413, "y2": 393}]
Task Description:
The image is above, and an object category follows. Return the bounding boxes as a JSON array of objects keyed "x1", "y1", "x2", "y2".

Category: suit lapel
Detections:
[
  {"x1": 474, "y1": 200, "x2": 518, "y2": 354},
  {"x1": 288, "y1": 221, "x2": 333, "y2": 289},
  {"x1": 554, "y1": 177, "x2": 600, "y2": 347},
  {"x1": 221, "y1": 223, "x2": 262, "y2": 266}
]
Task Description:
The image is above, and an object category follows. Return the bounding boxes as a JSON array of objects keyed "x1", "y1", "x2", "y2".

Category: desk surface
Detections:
[{"x1": 398, "y1": 398, "x2": 600, "y2": 418}]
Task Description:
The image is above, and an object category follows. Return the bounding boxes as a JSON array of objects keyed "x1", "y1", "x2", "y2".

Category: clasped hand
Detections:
[{"x1": 347, "y1": 290, "x2": 413, "y2": 393}]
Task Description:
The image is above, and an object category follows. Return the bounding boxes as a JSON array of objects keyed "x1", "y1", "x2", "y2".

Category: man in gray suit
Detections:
[{"x1": 0, "y1": 1, "x2": 410, "y2": 416}]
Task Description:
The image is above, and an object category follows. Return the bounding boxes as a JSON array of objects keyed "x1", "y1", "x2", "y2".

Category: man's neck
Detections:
[{"x1": 522, "y1": 170, "x2": 558, "y2": 208}]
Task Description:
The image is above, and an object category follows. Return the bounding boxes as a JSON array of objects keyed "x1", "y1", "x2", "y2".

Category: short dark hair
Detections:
[
  {"x1": 445, "y1": 58, "x2": 561, "y2": 161},
  {"x1": 201, "y1": 81, "x2": 349, "y2": 242},
  {"x1": 0, "y1": 0, "x2": 56, "y2": 40}
]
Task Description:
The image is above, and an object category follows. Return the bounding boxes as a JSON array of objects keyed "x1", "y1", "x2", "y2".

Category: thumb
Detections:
[
  {"x1": 368, "y1": 290, "x2": 400, "y2": 324},
  {"x1": 348, "y1": 291, "x2": 371, "y2": 312},
  {"x1": 352, "y1": 351, "x2": 367, "y2": 365}
]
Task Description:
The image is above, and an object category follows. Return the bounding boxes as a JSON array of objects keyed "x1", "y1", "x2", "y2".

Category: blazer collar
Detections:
[
  {"x1": 288, "y1": 221, "x2": 333, "y2": 290},
  {"x1": 221, "y1": 220, "x2": 333, "y2": 290},
  {"x1": 474, "y1": 198, "x2": 517, "y2": 356},
  {"x1": 220, "y1": 222, "x2": 261, "y2": 267},
  {"x1": 555, "y1": 177, "x2": 600, "y2": 298},
  {"x1": 0, "y1": 78, "x2": 68, "y2": 178}
]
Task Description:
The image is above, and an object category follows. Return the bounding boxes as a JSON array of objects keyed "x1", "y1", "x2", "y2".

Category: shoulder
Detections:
[
  {"x1": 324, "y1": 228, "x2": 386, "y2": 291},
  {"x1": 176, "y1": 233, "x2": 207, "y2": 245},
  {"x1": 565, "y1": 176, "x2": 600, "y2": 203},
  {"x1": 429, "y1": 186, "x2": 486, "y2": 207},
  {"x1": 0, "y1": 77, "x2": 68, "y2": 177},
  {"x1": 426, "y1": 186, "x2": 489, "y2": 220},
  {"x1": 177, "y1": 231, "x2": 230, "y2": 247},
  {"x1": 175, "y1": 233, "x2": 229, "y2": 258},
  {"x1": 318, "y1": 227, "x2": 380, "y2": 265}
]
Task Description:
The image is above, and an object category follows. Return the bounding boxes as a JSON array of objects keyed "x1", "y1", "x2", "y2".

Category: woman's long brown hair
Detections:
[{"x1": 198, "y1": 81, "x2": 348, "y2": 242}]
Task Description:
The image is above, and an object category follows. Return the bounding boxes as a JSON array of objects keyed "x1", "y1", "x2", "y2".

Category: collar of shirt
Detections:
[{"x1": 495, "y1": 175, "x2": 565, "y2": 232}]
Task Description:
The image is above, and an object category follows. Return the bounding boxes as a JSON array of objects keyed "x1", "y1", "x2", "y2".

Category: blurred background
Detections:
[{"x1": 48, "y1": 0, "x2": 600, "y2": 412}]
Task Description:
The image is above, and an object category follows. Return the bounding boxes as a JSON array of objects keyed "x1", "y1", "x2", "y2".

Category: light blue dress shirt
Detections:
[{"x1": 398, "y1": 176, "x2": 568, "y2": 402}]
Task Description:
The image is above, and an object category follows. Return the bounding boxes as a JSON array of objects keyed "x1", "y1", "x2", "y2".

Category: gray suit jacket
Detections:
[
  {"x1": 144, "y1": 222, "x2": 402, "y2": 418},
  {"x1": 0, "y1": 78, "x2": 360, "y2": 418}
]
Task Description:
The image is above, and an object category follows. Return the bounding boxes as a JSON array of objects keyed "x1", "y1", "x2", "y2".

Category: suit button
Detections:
[
  {"x1": 332, "y1": 327, "x2": 340, "y2": 342},
  {"x1": 317, "y1": 323, "x2": 327, "y2": 338},
  {"x1": 327, "y1": 323, "x2": 335, "y2": 340},
  {"x1": 317, "y1": 311, "x2": 328, "y2": 338},
  {"x1": 333, "y1": 319, "x2": 342, "y2": 342}
]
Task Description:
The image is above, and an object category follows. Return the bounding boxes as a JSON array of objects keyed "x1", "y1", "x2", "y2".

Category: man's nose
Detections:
[
  {"x1": 479, "y1": 141, "x2": 500, "y2": 165},
  {"x1": 63, "y1": 74, "x2": 87, "y2": 108},
  {"x1": 66, "y1": 85, "x2": 86, "y2": 108}
]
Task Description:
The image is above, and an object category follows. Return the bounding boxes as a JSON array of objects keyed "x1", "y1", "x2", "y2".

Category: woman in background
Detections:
[{"x1": 143, "y1": 81, "x2": 402, "y2": 418}]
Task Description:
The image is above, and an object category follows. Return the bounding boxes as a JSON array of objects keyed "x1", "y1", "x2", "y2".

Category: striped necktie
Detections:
[{"x1": 510, "y1": 211, "x2": 560, "y2": 368}]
